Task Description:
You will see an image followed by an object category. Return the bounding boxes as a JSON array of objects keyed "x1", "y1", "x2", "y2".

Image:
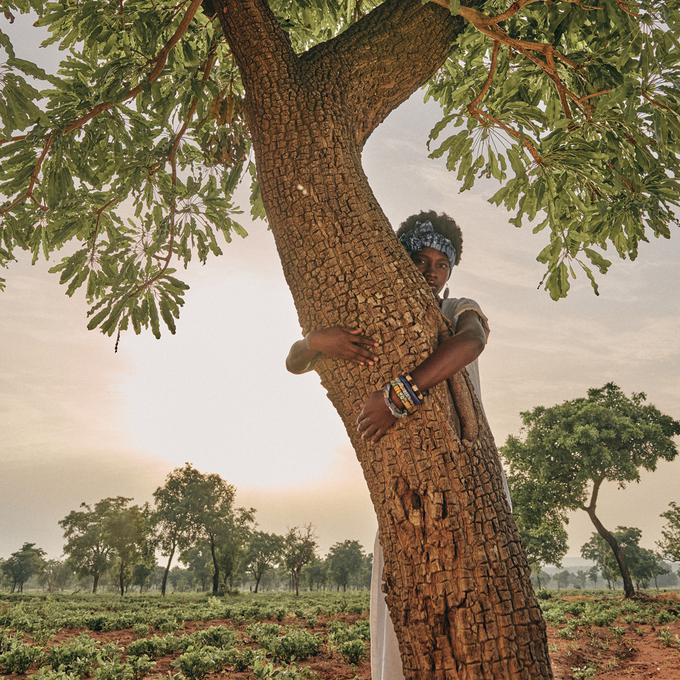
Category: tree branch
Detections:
[
  {"x1": 430, "y1": 0, "x2": 599, "y2": 120},
  {"x1": 216, "y1": 0, "x2": 299, "y2": 103},
  {"x1": 0, "y1": 0, "x2": 204, "y2": 216},
  {"x1": 301, "y1": 0, "x2": 465, "y2": 148},
  {"x1": 583, "y1": 475, "x2": 605, "y2": 512}
]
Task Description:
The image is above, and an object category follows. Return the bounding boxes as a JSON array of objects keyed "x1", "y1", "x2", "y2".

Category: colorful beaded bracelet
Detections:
[{"x1": 382, "y1": 372, "x2": 427, "y2": 418}]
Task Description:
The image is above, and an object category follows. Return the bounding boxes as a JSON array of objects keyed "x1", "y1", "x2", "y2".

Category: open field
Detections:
[{"x1": 1, "y1": 591, "x2": 679, "y2": 679}]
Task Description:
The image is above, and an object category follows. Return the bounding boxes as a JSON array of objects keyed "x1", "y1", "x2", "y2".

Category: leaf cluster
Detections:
[{"x1": 428, "y1": 0, "x2": 680, "y2": 298}]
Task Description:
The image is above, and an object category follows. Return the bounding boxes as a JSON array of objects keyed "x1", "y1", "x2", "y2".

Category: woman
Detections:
[{"x1": 286, "y1": 211, "x2": 510, "y2": 679}]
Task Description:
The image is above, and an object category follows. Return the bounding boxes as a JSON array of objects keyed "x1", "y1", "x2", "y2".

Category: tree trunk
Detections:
[
  {"x1": 218, "y1": 1, "x2": 553, "y2": 677},
  {"x1": 254, "y1": 573, "x2": 261, "y2": 594},
  {"x1": 161, "y1": 543, "x2": 176, "y2": 597},
  {"x1": 589, "y1": 513, "x2": 635, "y2": 597},
  {"x1": 119, "y1": 563, "x2": 125, "y2": 597},
  {"x1": 584, "y1": 480, "x2": 635, "y2": 599},
  {"x1": 209, "y1": 536, "x2": 220, "y2": 596},
  {"x1": 92, "y1": 571, "x2": 100, "y2": 594}
]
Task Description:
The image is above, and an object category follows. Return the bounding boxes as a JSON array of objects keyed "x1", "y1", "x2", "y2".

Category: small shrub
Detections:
[
  {"x1": 247, "y1": 622, "x2": 282, "y2": 641},
  {"x1": 252, "y1": 656, "x2": 318, "y2": 679},
  {"x1": 132, "y1": 623, "x2": 150, "y2": 637},
  {"x1": 219, "y1": 647, "x2": 254, "y2": 672},
  {"x1": 337, "y1": 639, "x2": 366, "y2": 665},
  {"x1": 47, "y1": 635, "x2": 101, "y2": 678},
  {"x1": 0, "y1": 640, "x2": 42, "y2": 674},
  {"x1": 28, "y1": 670, "x2": 79, "y2": 680},
  {"x1": 536, "y1": 590, "x2": 552, "y2": 600},
  {"x1": 93, "y1": 659, "x2": 132, "y2": 680},
  {"x1": 658, "y1": 628, "x2": 680, "y2": 650},
  {"x1": 125, "y1": 636, "x2": 169, "y2": 659},
  {"x1": 264, "y1": 629, "x2": 321, "y2": 663},
  {"x1": 173, "y1": 649, "x2": 216, "y2": 680},
  {"x1": 571, "y1": 665, "x2": 597, "y2": 680},
  {"x1": 190, "y1": 625, "x2": 236, "y2": 649},
  {"x1": 85, "y1": 615, "x2": 110, "y2": 632},
  {"x1": 128, "y1": 655, "x2": 157, "y2": 680}
]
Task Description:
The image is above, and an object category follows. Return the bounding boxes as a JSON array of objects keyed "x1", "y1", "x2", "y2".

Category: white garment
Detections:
[{"x1": 369, "y1": 297, "x2": 512, "y2": 680}]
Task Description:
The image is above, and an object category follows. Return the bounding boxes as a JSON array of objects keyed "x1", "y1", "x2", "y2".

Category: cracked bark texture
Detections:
[{"x1": 218, "y1": 1, "x2": 553, "y2": 677}]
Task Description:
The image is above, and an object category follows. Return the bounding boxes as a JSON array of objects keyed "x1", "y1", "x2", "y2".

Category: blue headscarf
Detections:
[{"x1": 398, "y1": 220, "x2": 457, "y2": 269}]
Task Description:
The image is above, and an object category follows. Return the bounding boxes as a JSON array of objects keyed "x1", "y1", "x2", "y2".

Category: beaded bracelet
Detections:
[
  {"x1": 403, "y1": 372, "x2": 427, "y2": 401},
  {"x1": 391, "y1": 377, "x2": 417, "y2": 414},
  {"x1": 382, "y1": 372, "x2": 428, "y2": 418},
  {"x1": 383, "y1": 383, "x2": 408, "y2": 418}
]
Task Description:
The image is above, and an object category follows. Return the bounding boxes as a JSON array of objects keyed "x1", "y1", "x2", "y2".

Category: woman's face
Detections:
[{"x1": 411, "y1": 246, "x2": 451, "y2": 297}]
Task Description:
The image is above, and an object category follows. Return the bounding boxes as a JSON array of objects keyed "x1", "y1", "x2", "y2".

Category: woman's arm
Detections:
[
  {"x1": 286, "y1": 327, "x2": 377, "y2": 374},
  {"x1": 356, "y1": 310, "x2": 488, "y2": 442},
  {"x1": 409, "y1": 310, "x2": 487, "y2": 393}
]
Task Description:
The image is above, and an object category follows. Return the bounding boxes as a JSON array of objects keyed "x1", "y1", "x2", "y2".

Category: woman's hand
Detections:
[
  {"x1": 306, "y1": 327, "x2": 377, "y2": 365},
  {"x1": 357, "y1": 390, "x2": 396, "y2": 443}
]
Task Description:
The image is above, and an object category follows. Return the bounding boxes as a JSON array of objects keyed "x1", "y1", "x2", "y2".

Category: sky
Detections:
[{"x1": 1, "y1": 13, "x2": 679, "y2": 563}]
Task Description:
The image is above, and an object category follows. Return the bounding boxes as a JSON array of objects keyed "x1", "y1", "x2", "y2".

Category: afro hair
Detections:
[{"x1": 396, "y1": 210, "x2": 463, "y2": 266}]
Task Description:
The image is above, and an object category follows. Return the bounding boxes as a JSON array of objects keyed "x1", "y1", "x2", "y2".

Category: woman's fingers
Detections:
[
  {"x1": 353, "y1": 347, "x2": 376, "y2": 362},
  {"x1": 361, "y1": 424, "x2": 380, "y2": 441},
  {"x1": 346, "y1": 328, "x2": 376, "y2": 346}
]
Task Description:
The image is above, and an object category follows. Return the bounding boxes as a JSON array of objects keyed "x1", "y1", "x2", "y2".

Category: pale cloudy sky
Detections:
[{"x1": 1, "y1": 15, "x2": 679, "y2": 562}]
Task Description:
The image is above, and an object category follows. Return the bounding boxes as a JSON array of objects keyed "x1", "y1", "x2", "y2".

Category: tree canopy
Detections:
[
  {"x1": 0, "y1": 542, "x2": 46, "y2": 592},
  {"x1": 0, "y1": 0, "x2": 678, "y2": 346}
]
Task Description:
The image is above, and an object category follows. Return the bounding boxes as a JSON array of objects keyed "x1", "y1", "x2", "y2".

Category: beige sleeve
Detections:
[{"x1": 448, "y1": 298, "x2": 490, "y2": 343}]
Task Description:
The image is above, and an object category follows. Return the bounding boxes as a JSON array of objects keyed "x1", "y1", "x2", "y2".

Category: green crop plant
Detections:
[
  {"x1": 0, "y1": 639, "x2": 42, "y2": 674},
  {"x1": 263, "y1": 629, "x2": 322, "y2": 663},
  {"x1": 337, "y1": 639, "x2": 366, "y2": 665}
]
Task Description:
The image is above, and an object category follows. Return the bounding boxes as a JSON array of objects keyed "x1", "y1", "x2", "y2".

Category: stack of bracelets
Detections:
[{"x1": 383, "y1": 372, "x2": 428, "y2": 418}]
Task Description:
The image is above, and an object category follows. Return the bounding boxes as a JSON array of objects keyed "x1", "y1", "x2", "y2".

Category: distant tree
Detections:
[
  {"x1": 178, "y1": 470, "x2": 248, "y2": 595},
  {"x1": 39, "y1": 560, "x2": 74, "y2": 592},
  {"x1": 587, "y1": 566, "x2": 599, "y2": 589},
  {"x1": 581, "y1": 526, "x2": 666, "y2": 593},
  {"x1": 245, "y1": 531, "x2": 285, "y2": 593},
  {"x1": 132, "y1": 562, "x2": 155, "y2": 592},
  {"x1": 506, "y1": 474, "x2": 569, "y2": 572},
  {"x1": 283, "y1": 525, "x2": 318, "y2": 596},
  {"x1": 528, "y1": 565, "x2": 549, "y2": 590},
  {"x1": 647, "y1": 556, "x2": 670, "y2": 592},
  {"x1": 655, "y1": 562, "x2": 678, "y2": 589},
  {"x1": 503, "y1": 383, "x2": 680, "y2": 598},
  {"x1": 574, "y1": 570, "x2": 588, "y2": 590},
  {"x1": 582, "y1": 530, "x2": 626, "y2": 590},
  {"x1": 1, "y1": 543, "x2": 46, "y2": 592},
  {"x1": 303, "y1": 558, "x2": 328, "y2": 591},
  {"x1": 326, "y1": 540, "x2": 365, "y2": 592},
  {"x1": 153, "y1": 464, "x2": 201, "y2": 596},
  {"x1": 168, "y1": 565, "x2": 195, "y2": 592},
  {"x1": 60, "y1": 498, "x2": 122, "y2": 593},
  {"x1": 216, "y1": 506, "x2": 256, "y2": 592},
  {"x1": 658, "y1": 502, "x2": 680, "y2": 563},
  {"x1": 180, "y1": 543, "x2": 213, "y2": 592},
  {"x1": 554, "y1": 570, "x2": 571, "y2": 591},
  {"x1": 101, "y1": 498, "x2": 154, "y2": 596}
]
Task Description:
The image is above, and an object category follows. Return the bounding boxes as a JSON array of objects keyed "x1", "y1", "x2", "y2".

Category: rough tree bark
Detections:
[
  {"x1": 218, "y1": 1, "x2": 553, "y2": 677},
  {"x1": 583, "y1": 477, "x2": 635, "y2": 598}
]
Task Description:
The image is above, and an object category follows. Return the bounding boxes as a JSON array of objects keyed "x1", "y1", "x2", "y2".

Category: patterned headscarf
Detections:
[{"x1": 398, "y1": 220, "x2": 457, "y2": 269}]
